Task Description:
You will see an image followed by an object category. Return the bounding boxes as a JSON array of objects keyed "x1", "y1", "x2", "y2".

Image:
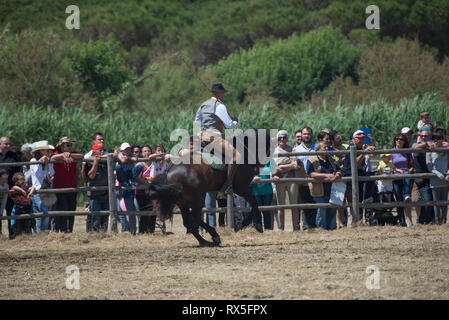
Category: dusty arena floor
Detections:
[{"x1": 1, "y1": 211, "x2": 449, "y2": 300}]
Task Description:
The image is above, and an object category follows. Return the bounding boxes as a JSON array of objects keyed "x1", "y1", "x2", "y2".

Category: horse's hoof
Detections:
[
  {"x1": 199, "y1": 241, "x2": 215, "y2": 247},
  {"x1": 254, "y1": 223, "x2": 264, "y2": 233},
  {"x1": 212, "y1": 236, "x2": 221, "y2": 245}
]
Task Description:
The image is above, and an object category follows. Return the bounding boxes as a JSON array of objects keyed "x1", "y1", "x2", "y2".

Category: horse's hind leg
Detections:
[
  {"x1": 236, "y1": 191, "x2": 263, "y2": 233},
  {"x1": 189, "y1": 204, "x2": 217, "y2": 247}
]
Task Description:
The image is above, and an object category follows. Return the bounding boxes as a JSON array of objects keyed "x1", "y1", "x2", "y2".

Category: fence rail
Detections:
[{"x1": 1, "y1": 147, "x2": 448, "y2": 229}]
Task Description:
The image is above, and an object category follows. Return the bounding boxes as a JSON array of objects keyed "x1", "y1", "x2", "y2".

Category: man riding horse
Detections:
[
  {"x1": 194, "y1": 83, "x2": 240, "y2": 193},
  {"x1": 146, "y1": 84, "x2": 270, "y2": 246}
]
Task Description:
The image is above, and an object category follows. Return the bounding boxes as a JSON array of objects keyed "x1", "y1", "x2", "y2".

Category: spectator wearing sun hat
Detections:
[
  {"x1": 29, "y1": 140, "x2": 56, "y2": 233},
  {"x1": 50, "y1": 137, "x2": 83, "y2": 233}
]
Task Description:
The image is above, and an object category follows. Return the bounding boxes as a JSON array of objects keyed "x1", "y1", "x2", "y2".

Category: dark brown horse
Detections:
[{"x1": 147, "y1": 128, "x2": 276, "y2": 247}]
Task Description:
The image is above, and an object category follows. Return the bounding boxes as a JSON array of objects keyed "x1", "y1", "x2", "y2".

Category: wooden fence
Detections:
[{"x1": 1, "y1": 146, "x2": 448, "y2": 231}]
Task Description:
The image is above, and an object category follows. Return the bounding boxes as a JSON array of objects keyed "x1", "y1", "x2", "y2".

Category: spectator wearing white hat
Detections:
[
  {"x1": 116, "y1": 142, "x2": 139, "y2": 235},
  {"x1": 273, "y1": 130, "x2": 301, "y2": 231},
  {"x1": 401, "y1": 127, "x2": 414, "y2": 145},
  {"x1": 30, "y1": 140, "x2": 56, "y2": 233},
  {"x1": 343, "y1": 130, "x2": 377, "y2": 224}
]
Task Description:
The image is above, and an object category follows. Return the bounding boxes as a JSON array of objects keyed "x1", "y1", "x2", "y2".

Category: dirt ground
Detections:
[{"x1": 1, "y1": 210, "x2": 449, "y2": 300}]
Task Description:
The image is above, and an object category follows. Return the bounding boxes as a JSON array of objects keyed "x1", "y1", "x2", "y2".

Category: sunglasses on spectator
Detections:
[
  {"x1": 420, "y1": 135, "x2": 429, "y2": 138},
  {"x1": 295, "y1": 136, "x2": 301, "y2": 139},
  {"x1": 64, "y1": 143, "x2": 73, "y2": 147},
  {"x1": 278, "y1": 136, "x2": 287, "y2": 141},
  {"x1": 395, "y1": 138, "x2": 405, "y2": 142}
]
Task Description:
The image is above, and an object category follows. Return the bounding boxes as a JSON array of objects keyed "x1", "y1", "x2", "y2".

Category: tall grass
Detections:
[{"x1": 1, "y1": 93, "x2": 448, "y2": 153}]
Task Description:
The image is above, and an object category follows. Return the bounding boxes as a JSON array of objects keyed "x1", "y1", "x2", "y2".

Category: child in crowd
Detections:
[
  {"x1": 9, "y1": 172, "x2": 35, "y2": 236},
  {"x1": 376, "y1": 154, "x2": 394, "y2": 203},
  {"x1": 417, "y1": 111, "x2": 434, "y2": 133}
]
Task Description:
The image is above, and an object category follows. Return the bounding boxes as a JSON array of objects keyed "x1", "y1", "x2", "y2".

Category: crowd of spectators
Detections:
[{"x1": 0, "y1": 110, "x2": 448, "y2": 239}]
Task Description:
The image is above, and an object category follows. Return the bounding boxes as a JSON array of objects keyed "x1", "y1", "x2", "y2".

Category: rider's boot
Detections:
[{"x1": 222, "y1": 163, "x2": 237, "y2": 194}]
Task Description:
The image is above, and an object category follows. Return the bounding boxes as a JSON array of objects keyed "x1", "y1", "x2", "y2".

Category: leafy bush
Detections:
[
  {"x1": 209, "y1": 25, "x2": 361, "y2": 105},
  {"x1": 69, "y1": 36, "x2": 134, "y2": 111}
]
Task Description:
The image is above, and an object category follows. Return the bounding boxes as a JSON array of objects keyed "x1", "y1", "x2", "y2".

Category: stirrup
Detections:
[{"x1": 220, "y1": 183, "x2": 233, "y2": 194}]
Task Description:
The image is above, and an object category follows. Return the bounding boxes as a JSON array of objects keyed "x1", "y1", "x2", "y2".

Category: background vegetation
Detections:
[{"x1": 1, "y1": 0, "x2": 448, "y2": 149}]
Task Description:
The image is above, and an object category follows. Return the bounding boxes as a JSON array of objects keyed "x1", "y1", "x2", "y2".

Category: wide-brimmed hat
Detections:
[
  {"x1": 211, "y1": 83, "x2": 227, "y2": 93},
  {"x1": 31, "y1": 140, "x2": 55, "y2": 152},
  {"x1": 56, "y1": 136, "x2": 76, "y2": 148}
]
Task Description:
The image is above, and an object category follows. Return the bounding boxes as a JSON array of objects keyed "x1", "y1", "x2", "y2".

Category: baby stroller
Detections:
[{"x1": 365, "y1": 191, "x2": 399, "y2": 226}]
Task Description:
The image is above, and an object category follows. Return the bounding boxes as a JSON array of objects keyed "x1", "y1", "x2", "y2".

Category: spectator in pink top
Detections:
[{"x1": 134, "y1": 145, "x2": 157, "y2": 233}]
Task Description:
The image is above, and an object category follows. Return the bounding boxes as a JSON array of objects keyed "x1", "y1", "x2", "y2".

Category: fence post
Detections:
[
  {"x1": 226, "y1": 192, "x2": 234, "y2": 228},
  {"x1": 349, "y1": 145, "x2": 360, "y2": 223},
  {"x1": 107, "y1": 153, "x2": 118, "y2": 233}
]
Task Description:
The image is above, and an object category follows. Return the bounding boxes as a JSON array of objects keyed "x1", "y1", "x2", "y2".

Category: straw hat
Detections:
[
  {"x1": 56, "y1": 136, "x2": 76, "y2": 148},
  {"x1": 31, "y1": 140, "x2": 55, "y2": 152}
]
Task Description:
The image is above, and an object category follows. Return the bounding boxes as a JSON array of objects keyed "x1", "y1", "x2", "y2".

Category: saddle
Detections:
[{"x1": 200, "y1": 137, "x2": 227, "y2": 171}]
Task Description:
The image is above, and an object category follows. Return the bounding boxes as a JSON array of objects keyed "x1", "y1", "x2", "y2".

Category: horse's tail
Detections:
[{"x1": 148, "y1": 173, "x2": 183, "y2": 221}]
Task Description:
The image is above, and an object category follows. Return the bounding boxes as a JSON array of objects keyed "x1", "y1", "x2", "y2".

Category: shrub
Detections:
[
  {"x1": 208, "y1": 25, "x2": 361, "y2": 105},
  {"x1": 69, "y1": 36, "x2": 134, "y2": 112}
]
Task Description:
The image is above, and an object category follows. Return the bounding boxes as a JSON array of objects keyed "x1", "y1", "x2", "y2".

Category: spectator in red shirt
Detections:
[{"x1": 51, "y1": 137, "x2": 83, "y2": 232}]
